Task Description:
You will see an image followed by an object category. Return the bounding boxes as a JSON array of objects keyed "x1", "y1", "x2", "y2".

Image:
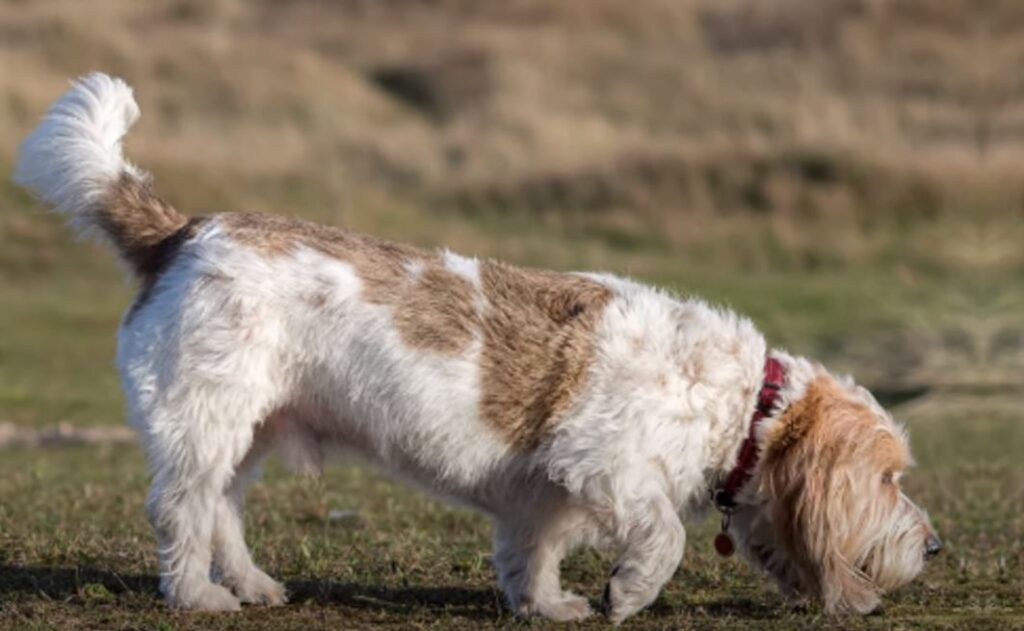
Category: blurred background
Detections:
[
  {"x1": 1, "y1": 0, "x2": 1020, "y2": 426},
  {"x1": 0, "y1": 1, "x2": 1021, "y2": 627}
]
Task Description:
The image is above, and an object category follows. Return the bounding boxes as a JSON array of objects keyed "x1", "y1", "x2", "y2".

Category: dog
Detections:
[{"x1": 14, "y1": 73, "x2": 941, "y2": 623}]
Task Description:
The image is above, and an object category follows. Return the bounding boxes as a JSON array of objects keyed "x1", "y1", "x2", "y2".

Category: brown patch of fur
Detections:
[
  {"x1": 221, "y1": 212, "x2": 478, "y2": 353},
  {"x1": 390, "y1": 266, "x2": 479, "y2": 354},
  {"x1": 103, "y1": 175, "x2": 193, "y2": 275},
  {"x1": 106, "y1": 176, "x2": 208, "y2": 322},
  {"x1": 765, "y1": 376, "x2": 857, "y2": 464},
  {"x1": 478, "y1": 261, "x2": 612, "y2": 449},
  {"x1": 221, "y1": 212, "x2": 423, "y2": 268},
  {"x1": 765, "y1": 376, "x2": 910, "y2": 471}
]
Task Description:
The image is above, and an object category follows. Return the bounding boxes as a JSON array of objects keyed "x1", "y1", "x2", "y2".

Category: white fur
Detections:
[
  {"x1": 115, "y1": 232, "x2": 768, "y2": 618},
  {"x1": 16, "y1": 74, "x2": 936, "y2": 622},
  {"x1": 14, "y1": 73, "x2": 144, "y2": 241}
]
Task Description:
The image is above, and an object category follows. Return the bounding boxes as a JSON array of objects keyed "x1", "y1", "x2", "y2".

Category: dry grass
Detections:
[{"x1": 0, "y1": 0, "x2": 1020, "y2": 273}]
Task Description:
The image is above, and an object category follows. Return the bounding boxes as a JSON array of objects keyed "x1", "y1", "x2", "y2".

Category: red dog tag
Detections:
[{"x1": 714, "y1": 531, "x2": 735, "y2": 557}]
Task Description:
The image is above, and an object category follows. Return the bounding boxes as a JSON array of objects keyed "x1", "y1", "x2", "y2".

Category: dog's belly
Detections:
[{"x1": 258, "y1": 402, "x2": 522, "y2": 515}]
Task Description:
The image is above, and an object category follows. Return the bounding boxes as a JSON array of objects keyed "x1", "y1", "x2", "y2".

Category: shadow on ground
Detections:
[
  {"x1": 0, "y1": 564, "x2": 503, "y2": 620},
  {"x1": 286, "y1": 578, "x2": 502, "y2": 619},
  {"x1": 0, "y1": 564, "x2": 157, "y2": 598}
]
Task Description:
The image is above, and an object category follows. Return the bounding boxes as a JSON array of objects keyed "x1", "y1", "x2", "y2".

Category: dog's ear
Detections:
[{"x1": 761, "y1": 377, "x2": 881, "y2": 613}]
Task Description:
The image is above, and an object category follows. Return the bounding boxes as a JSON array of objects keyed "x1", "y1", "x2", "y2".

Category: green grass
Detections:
[{"x1": 0, "y1": 408, "x2": 1021, "y2": 630}]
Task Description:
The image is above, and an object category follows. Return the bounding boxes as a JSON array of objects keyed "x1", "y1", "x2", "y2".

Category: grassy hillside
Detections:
[
  {"x1": 0, "y1": 0, "x2": 1019, "y2": 426},
  {"x1": 0, "y1": 1, "x2": 1021, "y2": 629}
]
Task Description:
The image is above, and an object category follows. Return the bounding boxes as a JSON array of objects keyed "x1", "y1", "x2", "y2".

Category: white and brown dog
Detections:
[{"x1": 15, "y1": 74, "x2": 940, "y2": 623}]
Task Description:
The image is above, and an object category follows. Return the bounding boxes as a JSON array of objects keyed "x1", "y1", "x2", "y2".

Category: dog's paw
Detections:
[
  {"x1": 601, "y1": 567, "x2": 657, "y2": 625},
  {"x1": 530, "y1": 592, "x2": 593, "y2": 622},
  {"x1": 171, "y1": 582, "x2": 242, "y2": 612},
  {"x1": 228, "y1": 569, "x2": 288, "y2": 606},
  {"x1": 512, "y1": 590, "x2": 594, "y2": 622}
]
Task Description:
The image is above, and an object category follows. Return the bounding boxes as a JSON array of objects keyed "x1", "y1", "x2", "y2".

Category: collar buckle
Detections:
[{"x1": 712, "y1": 488, "x2": 737, "y2": 514}]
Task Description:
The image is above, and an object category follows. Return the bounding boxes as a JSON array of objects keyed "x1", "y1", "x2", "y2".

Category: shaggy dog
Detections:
[{"x1": 15, "y1": 74, "x2": 941, "y2": 623}]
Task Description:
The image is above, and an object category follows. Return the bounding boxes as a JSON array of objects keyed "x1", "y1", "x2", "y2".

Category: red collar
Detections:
[{"x1": 713, "y1": 356, "x2": 785, "y2": 513}]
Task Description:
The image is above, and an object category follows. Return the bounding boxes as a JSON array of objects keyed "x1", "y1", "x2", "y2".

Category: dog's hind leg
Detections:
[
  {"x1": 146, "y1": 460, "x2": 240, "y2": 610},
  {"x1": 210, "y1": 425, "x2": 287, "y2": 606},
  {"x1": 493, "y1": 503, "x2": 593, "y2": 622},
  {"x1": 142, "y1": 388, "x2": 277, "y2": 611}
]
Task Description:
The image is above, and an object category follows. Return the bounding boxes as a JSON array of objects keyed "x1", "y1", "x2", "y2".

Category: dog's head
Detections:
[{"x1": 728, "y1": 370, "x2": 939, "y2": 613}]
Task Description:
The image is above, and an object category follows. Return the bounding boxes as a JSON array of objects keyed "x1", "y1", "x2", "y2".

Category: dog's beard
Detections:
[
  {"x1": 850, "y1": 493, "x2": 928, "y2": 593},
  {"x1": 729, "y1": 490, "x2": 928, "y2": 613}
]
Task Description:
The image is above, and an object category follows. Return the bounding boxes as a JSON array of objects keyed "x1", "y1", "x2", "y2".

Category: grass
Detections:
[{"x1": 0, "y1": 409, "x2": 1021, "y2": 630}]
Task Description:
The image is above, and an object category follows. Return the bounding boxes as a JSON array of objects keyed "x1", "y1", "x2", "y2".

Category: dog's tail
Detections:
[{"x1": 14, "y1": 72, "x2": 188, "y2": 276}]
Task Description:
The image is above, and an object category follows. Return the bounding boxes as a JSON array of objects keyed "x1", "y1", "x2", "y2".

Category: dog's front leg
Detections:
[
  {"x1": 602, "y1": 490, "x2": 685, "y2": 624},
  {"x1": 493, "y1": 505, "x2": 593, "y2": 622}
]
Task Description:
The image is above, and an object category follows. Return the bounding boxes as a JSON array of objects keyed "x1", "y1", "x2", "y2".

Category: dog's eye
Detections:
[{"x1": 881, "y1": 471, "x2": 894, "y2": 485}]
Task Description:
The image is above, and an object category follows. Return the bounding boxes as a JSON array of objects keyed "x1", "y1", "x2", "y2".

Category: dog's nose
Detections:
[{"x1": 924, "y1": 534, "x2": 942, "y2": 558}]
